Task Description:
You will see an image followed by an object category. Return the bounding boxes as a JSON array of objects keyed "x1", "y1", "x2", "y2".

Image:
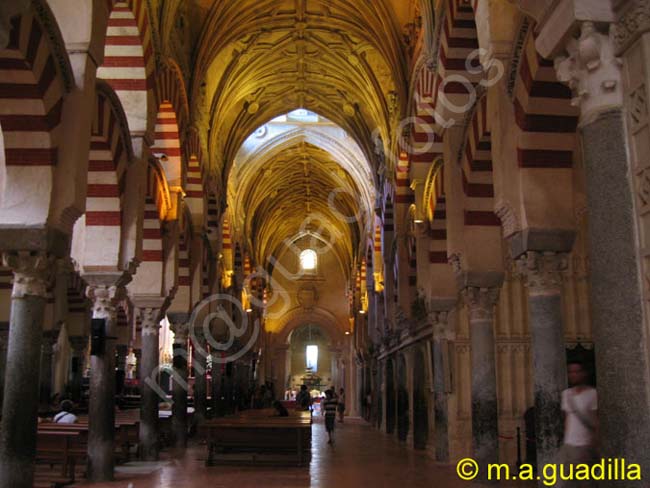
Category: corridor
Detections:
[{"x1": 73, "y1": 418, "x2": 530, "y2": 488}]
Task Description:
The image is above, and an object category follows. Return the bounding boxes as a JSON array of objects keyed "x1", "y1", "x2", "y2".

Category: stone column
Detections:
[
  {"x1": 68, "y1": 336, "x2": 87, "y2": 403},
  {"x1": 548, "y1": 17, "x2": 650, "y2": 477},
  {"x1": 0, "y1": 324, "x2": 9, "y2": 409},
  {"x1": 0, "y1": 251, "x2": 52, "y2": 488},
  {"x1": 170, "y1": 320, "x2": 189, "y2": 449},
  {"x1": 39, "y1": 329, "x2": 59, "y2": 411},
  {"x1": 518, "y1": 252, "x2": 568, "y2": 469},
  {"x1": 138, "y1": 308, "x2": 161, "y2": 461},
  {"x1": 464, "y1": 286, "x2": 500, "y2": 471},
  {"x1": 191, "y1": 328, "x2": 208, "y2": 425},
  {"x1": 115, "y1": 344, "x2": 128, "y2": 397},
  {"x1": 430, "y1": 309, "x2": 453, "y2": 463},
  {"x1": 86, "y1": 285, "x2": 121, "y2": 482},
  {"x1": 133, "y1": 348, "x2": 142, "y2": 380}
]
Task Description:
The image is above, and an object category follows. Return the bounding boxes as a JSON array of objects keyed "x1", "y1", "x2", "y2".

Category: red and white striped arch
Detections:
[
  {"x1": 424, "y1": 161, "x2": 448, "y2": 265},
  {"x1": 0, "y1": 11, "x2": 67, "y2": 224},
  {"x1": 98, "y1": 0, "x2": 155, "y2": 135},
  {"x1": 461, "y1": 95, "x2": 499, "y2": 227},
  {"x1": 432, "y1": 0, "x2": 483, "y2": 127},
  {"x1": 513, "y1": 31, "x2": 578, "y2": 170},
  {"x1": 185, "y1": 128, "x2": 205, "y2": 228},
  {"x1": 151, "y1": 101, "x2": 182, "y2": 186},
  {"x1": 84, "y1": 82, "x2": 133, "y2": 267}
]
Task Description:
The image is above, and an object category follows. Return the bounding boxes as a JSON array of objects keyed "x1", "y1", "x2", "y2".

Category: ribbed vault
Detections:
[
  {"x1": 192, "y1": 0, "x2": 409, "y2": 178},
  {"x1": 229, "y1": 113, "x2": 375, "y2": 278}
]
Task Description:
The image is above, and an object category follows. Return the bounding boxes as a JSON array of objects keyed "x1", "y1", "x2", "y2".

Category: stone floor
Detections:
[{"x1": 74, "y1": 417, "x2": 533, "y2": 488}]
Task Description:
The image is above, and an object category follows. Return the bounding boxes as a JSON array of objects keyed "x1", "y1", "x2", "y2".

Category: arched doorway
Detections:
[
  {"x1": 287, "y1": 324, "x2": 333, "y2": 397},
  {"x1": 397, "y1": 355, "x2": 409, "y2": 442},
  {"x1": 413, "y1": 349, "x2": 428, "y2": 450},
  {"x1": 386, "y1": 359, "x2": 396, "y2": 434}
]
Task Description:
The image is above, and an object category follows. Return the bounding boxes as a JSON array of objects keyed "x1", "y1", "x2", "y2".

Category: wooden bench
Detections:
[
  {"x1": 203, "y1": 410, "x2": 312, "y2": 466},
  {"x1": 34, "y1": 429, "x2": 85, "y2": 488}
]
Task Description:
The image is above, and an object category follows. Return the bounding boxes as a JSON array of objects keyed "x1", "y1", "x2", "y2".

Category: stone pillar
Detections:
[
  {"x1": 430, "y1": 309, "x2": 453, "y2": 463},
  {"x1": 191, "y1": 328, "x2": 208, "y2": 425},
  {"x1": 546, "y1": 15, "x2": 650, "y2": 478},
  {"x1": 0, "y1": 251, "x2": 52, "y2": 488},
  {"x1": 68, "y1": 336, "x2": 87, "y2": 403},
  {"x1": 464, "y1": 286, "x2": 500, "y2": 471},
  {"x1": 517, "y1": 252, "x2": 568, "y2": 469},
  {"x1": 86, "y1": 285, "x2": 121, "y2": 482},
  {"x1": 170, "y1": 320, "x2": 189, "y2": 449},
  {"x1": 0, "y1": 324, "x2": 9, "y2": 409},
  {"x1": 39, "y1": 329, "x2": 59, "y2": 411},
  {"x1": 115, "y1": 344, "x2": 128, "y2": 397},
  {"x1": 133, "y1": 348, "x2": 142, "y2": 380},
  {"x1": 138, "y1": 308, "x2": 161, "y2": 461}
]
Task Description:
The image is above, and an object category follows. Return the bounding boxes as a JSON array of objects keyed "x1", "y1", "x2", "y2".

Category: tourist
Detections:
[
  {"x1": 324, "y1": 389, "x2": 338, "y2": 444},
  {"x1": 296, "y1": 384, "x2": 312, "y2": 411},
  {"x1": 337, "y1": 388, "x2": 346, "y2": 423},
  {"x1": 54, "y1": 400, "x2": 78, "y2": 424},
  {"x1": 557, "y1": 360, "x2": 599, "y2": 486},
  {"x1": 272, "y1": 400, "x2": 289, "y2": 417}
]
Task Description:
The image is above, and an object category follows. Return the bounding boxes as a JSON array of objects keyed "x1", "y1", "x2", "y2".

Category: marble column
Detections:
[
  {"x1": 430, "y1": 310, "x2": 453, "y2": 463},
  {"x1": 68, "y1": 336, "x2": 87, "y2": 403},
  {"x1": 0, "y1": 324, "x2": 9, "y2": 409},
  {"x1": 86, "y1": 285, "x2": 121, "y2": 482},
  {"x1": 170, "y1": 320, "x2": 189, "y2": 449},
  {"x1": 138, "y1": 308, "x2": 161, "y2": 461},
  {"x1": 39, "y1": 329, "x2": 59, "y2": 410},
  {"x1": 191, "y1": 328, "x2": 208, "y2": 425},
  {"x1": 464, "y1": 286, "x2": 500, "y2": 471},
  {"x1": 0, "y1": 251, "x2": 52, "y2": 488},
  {"x1": 551, "y1": 18, "x2": 650, "y2": 478},
  {"x1": 518, "y1": 252, "x2": 568, "y2": 469},
  {"x1": 115, "y1": 344, "x2": 128, "y2": 396},
  {"x1": 133, "y1": 348, "x2": 142, "y2": 380}
]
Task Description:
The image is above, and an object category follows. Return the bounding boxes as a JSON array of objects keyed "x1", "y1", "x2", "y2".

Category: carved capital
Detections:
[
  {"x1": 68, "y1": 336, "x2": 88, "y2": 355},
  {"x1": 429, "y1": 310, "x2": 455, "y2": 340},
  {"x1": 2, "y1": 251, "x2": 53, "y2": 299},
  {"x1": 517, "y1": 251, "x2": 568, "y2": 295},
  {"x1": 554, "y1": 22, "x2": 623, "y2": 124},
  {"x1": 138, "y1": 307, "x2": 162, "y2": 336},
  {"x1": 463, "y1": 287, "x2": 500, "y2": 323},
  {"x1": 86, "y1": 285, "x2": 122, "y2": 320}
]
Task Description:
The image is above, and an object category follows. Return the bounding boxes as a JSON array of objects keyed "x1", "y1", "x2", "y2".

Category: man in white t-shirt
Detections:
[
  {"x1": 54, "y1": 400, "x2": 78, "y2": 424},
  {"x1": 558, "y1": 361, "x2": 598, "y2": 486}
]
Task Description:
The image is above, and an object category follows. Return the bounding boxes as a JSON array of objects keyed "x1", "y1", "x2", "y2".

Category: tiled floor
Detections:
[{"x1": 74, "y1": 417, "x2": 532, "y2": 488}]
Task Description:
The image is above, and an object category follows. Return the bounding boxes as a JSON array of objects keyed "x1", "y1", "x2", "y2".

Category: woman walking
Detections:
[{"x1": 324, "y1": 389, "x2": 338, "y2": 444}]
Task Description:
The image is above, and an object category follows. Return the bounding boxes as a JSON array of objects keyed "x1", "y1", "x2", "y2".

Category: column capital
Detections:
[
  {"x1": 138, "y1": 307, "x2": 162, "y2": 337},
  {"x1": 69, "y1": 335, "x2": 88, "y2": 355},
  {"x1": 170, "y1": 321, "x2": 190, "y2": 343},
  {"x1": 517, "y1": 251, "x2": 569, "y2": 296},
  {"x1": 462, "y1": 287, "x2": 500, "y2": 322},
  {"x1": 554, "y1": 21, "x2": 623, "y2": 125},
  {"x1": 2, "y1": 251, "x2": 54, "y2": 299},
  {"x1": 86, "y1": 284, "x2": 123, "y2": 319}
]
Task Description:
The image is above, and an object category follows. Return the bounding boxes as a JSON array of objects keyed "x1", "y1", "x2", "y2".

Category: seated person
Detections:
[
  {"x1": 272, "y1": 400, "x2": 289, "y2": 417},
  {"x1": 54, "y1": 400, "x2": 78, "y2": 424}
]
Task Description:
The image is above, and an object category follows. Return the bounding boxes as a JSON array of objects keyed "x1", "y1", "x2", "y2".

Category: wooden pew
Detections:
[
  {"x1": 34, "y1": 429, "x2": 85, "y2": 487},
  {"x1": 203, "y1": 410, "x2": 312, "y2": 466}
]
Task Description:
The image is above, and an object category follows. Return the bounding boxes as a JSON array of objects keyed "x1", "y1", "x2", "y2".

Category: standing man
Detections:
[
  {"x1": 558, "y1": 360, "x2": 599, "y2": 485},
  {"x1": 324, "y1": 389, "x2": 338, "y2": 445}
]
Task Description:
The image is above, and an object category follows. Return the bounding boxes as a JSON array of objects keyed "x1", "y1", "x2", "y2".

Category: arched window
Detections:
[{"x1": 300, "y1": 249, "x2": 317, "y2": 272}]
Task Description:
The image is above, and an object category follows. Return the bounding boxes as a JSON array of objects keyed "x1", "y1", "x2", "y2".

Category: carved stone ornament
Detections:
[
  {"x1": 86, "y1": 285, "x2": 122, "y2": 320},
  {"x1": 447, "y1": 253, "x2": 463, "y2": 277},
  {"x1": 554, "y1": 22, "x2": 623, "y2": 124},
  {"x1": 613, "y1": 0, "x2": 650, "y2": 54},
  {"x1": 429, "y1": 310, "x2": 454, "y2": 340},
  {"x1": 139, "y1": 308, "x2": 162, "y2": 336},
  {"x1": 517, "y1": 251, "x2": 568, "y2": 295},
  {"x1": 463, "y1": 287, "x2": 500, "y2": 322},
  {"x1": 170, "y1": 321, "x2": 190, "y2": 343},
  {"x1": 2, "y1": 251, "x2": 54, "y2": 299},
  {"x1": 494, "y1": 200, "x2": 521, "y2": 238}
]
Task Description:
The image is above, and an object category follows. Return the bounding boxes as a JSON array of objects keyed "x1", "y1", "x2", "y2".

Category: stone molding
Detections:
[
  {"x1": 517, "y1": 251, "x2": 569, "y2": 296},
  {"x1": 2, "y1": 251, "x2": 54, "y2": 299},
  {"x1": 463, "y1": 287, "x2": 500, "y2": 322},
  {"x1": 494, "y1": 200, "x2": 521, "y2": 238},
  {"x1": 555, "y1": 22, "x2": 624, "y2": 124}
]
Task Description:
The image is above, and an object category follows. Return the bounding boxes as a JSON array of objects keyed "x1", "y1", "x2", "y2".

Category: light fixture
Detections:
[
  {"x1": 246, "y1": 308, "x2": 253, "y2": 313},
  {"x1": 414, "y1": 219, "x2": 425, "y2": 224},
  {"x1": 345, "y1": 331, "x2": 351, "y2": 335},
  {"x1": 359, "y1": 310, "x2": 366, "y2": 315}
]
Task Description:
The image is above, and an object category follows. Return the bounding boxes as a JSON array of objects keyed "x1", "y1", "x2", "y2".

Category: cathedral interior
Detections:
[{"x1": 0, "y1": 0, "x2": 650, "y2": 487}]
